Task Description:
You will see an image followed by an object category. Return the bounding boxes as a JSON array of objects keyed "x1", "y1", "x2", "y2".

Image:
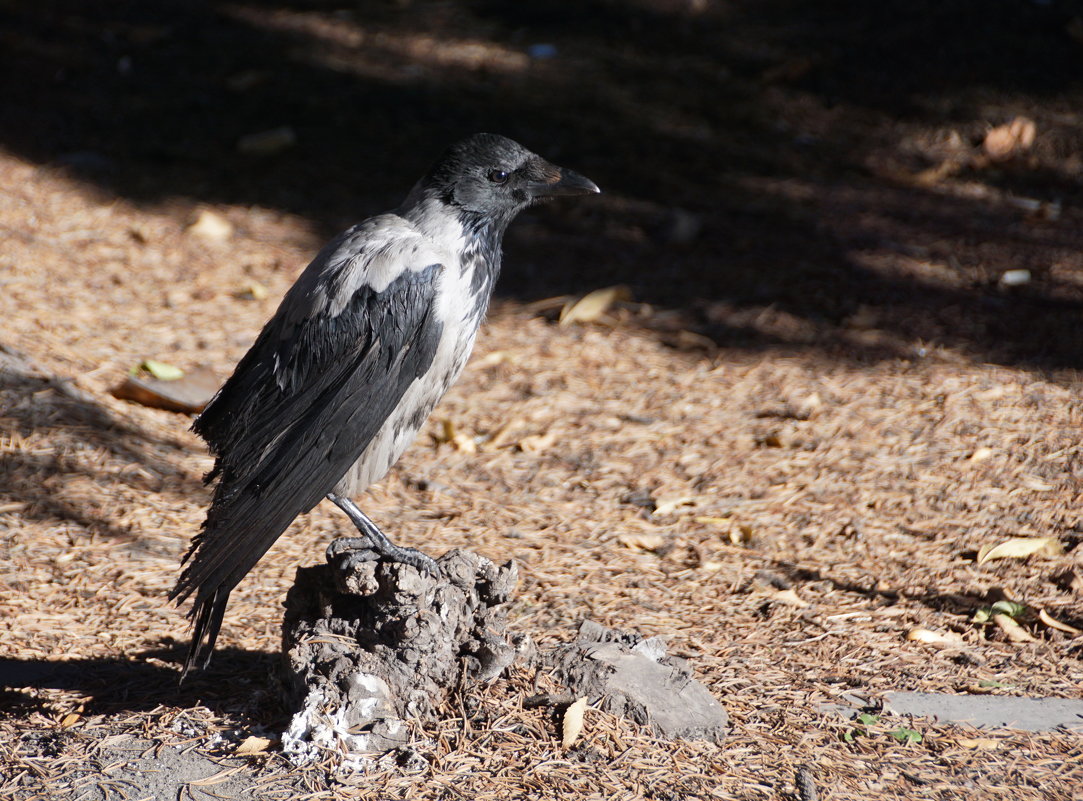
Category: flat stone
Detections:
[
  {"x1": 546, "y1": 620, "x2": 727, "y2": 742},
  {"x1": 110, "y1": 365, "x2": 220, "y2": 414},
  {"x1": 883, "y1": 691, "x2": 1083, "y2": 733}
]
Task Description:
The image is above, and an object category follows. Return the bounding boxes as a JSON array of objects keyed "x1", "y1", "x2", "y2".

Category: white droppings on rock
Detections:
[{"x1": 280, "y1": 549, "x2": 519, "y2": 767}]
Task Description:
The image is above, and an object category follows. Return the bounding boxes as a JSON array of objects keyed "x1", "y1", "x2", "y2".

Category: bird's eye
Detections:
[{"x1": 487, "y1": 169, "x2": 509, "y2": 184}]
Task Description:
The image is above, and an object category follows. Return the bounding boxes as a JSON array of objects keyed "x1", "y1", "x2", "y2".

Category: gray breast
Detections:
[{"x1": 332, "y1": 262, "x2": 493, "y2": 497}]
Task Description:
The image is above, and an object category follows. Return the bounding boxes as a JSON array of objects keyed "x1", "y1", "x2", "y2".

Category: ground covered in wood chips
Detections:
[{"x1": 3, "y1": 1, "x2": 1083, "y2": 799}]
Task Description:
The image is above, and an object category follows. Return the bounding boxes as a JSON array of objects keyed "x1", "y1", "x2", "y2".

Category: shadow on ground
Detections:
[
  {"x1": 0, "y1": 646, "x2": 280, "y2": 718},
  {"x1": 3, "y1": 0, "x2": 1083, "y2": 370},
  {"x1": 0, "y1": 347, "x2": 204, "y2": 540}
]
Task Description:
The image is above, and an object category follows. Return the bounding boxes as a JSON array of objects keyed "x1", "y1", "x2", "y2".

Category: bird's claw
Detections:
[
  {"x1": 327, "y1": 493, "x2": 441, "y2": 576},
  {"x1": 326, "y1": 534, "x2": 440, "y2": 576},
  {"x1": 326, "y1": 536, "x2": 380, "y2": 566},
  {"x1": 383, "y1": 544, "x2": 441, "y2": 576}
]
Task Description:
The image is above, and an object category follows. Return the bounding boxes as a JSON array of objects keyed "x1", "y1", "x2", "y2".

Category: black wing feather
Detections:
[{"x1": 172, "y1": 263, "x2": 443, "y2": 674}]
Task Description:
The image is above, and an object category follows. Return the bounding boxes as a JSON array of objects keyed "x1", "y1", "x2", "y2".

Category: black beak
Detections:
[{"x1": 527, "y1": 166, "x2": 601, "y2": 198}]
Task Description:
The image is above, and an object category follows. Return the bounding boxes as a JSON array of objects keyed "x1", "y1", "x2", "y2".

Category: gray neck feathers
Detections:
[{"x1": 400, "y1": 192, "x2": 506, "y2": 289}]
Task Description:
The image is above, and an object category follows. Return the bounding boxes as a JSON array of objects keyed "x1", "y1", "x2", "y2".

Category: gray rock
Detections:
[
  {"x1": 546, "y1": 620, "x2": 727, "y2": 742},
  {"x1": 883, "y1": 691, "x2": 1083, "y2": 733},
  {"x1": 280, "y1": 549, "x2": 518, "y2": 763}
]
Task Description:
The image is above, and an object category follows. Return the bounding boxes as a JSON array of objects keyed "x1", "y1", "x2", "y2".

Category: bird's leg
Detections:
[{"x1": 326, "y1": 493, "x2": 440, "y2": 575}]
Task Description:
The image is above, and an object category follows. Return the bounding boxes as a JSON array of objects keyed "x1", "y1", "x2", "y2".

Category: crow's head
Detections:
[{"x1": 420, "y1": 133, "x2": 599, "y2": 225}]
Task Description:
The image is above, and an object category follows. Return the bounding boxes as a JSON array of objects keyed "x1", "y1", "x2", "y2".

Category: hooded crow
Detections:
[{"x1": 171, "y1": 133, "x2": 599, "y2": 675}]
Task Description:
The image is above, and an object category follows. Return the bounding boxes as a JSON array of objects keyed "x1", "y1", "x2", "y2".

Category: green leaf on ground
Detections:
[
  {"x1": 990, "y1": 600, "x2": 1027, "y2": 618},
  {"x1": 134, "y1": 359, "x2": 185, "y2": 381},
  {"x1": 890, "y1": 727, "x2": 923, "y2": 745}
]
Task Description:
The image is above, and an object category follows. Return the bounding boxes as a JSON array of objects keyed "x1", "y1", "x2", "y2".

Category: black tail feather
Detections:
[
  {"x1": 180, "y1": 587, "x2": 231, "y2": 680},
  {"x1": 170, "y1": 476, "x2": 326, "y2": 679}
]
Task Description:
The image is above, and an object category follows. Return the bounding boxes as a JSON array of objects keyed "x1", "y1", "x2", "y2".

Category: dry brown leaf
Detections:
[
  {"x1": 59, "y1": 711, "x2": 81, "y2": 728},
  {"x1": 235, "y1": 735, "x2": 273, "y2": 755},
  {"x1": 977, "y1": 536, "x2": 1063, "y2": 565},
  {"x1": 908, "y1": 160, "x2": 964, "y2": 187},
  {"x1": 694, "y1": 516, "x2": 732, "y2": 526},
  {"x1": 521, "y1": 294, "x2": 574, "y2": 316},
  {"x1": 138, "y1": 358, "x2": 184, "y2": 381},
  {"x1": 652, "y1": 495, "x2": 697, "y2": 516},
  {"x1": 561, "y1": 696, "x2": 588, "y2": 749},
  {"x1": 957, "y1": 738, "x2": 1000, "y2": 750},
  {"x1": 729, "y1": 523, "x2": 754, "y2": 546},
  {"x1": 992, "y1": 613, "x2": 1037, "y2": 643},
  {"x1": 769, "y1": 588, "x2": 809, "y2": 608},
  {"x1": 434, "y1": 419, "x2": 477, "y2": 453},
  {"x1": 518, "y1": 429, "x2": 557, "y2": 454},
  {"x1": 187, "y1": 209, "x2": 233, "y2": 241},
  {"x1": 234, "y1": 280, "x2": 269, "y2": 300},
  {"x1": 797, "y1": 392, "x2": 823, "y2": 419},
  {"x1": 983, "y1": 117, "x2": 1036, "y2": 162},
  {"x1": 618, "y1": 532, "x2": 667, "y2": 552},
  {"x1": 672, "y1": 330, "x2": 718, "y2": 352},
  {"x1": 1037, "y1": 608, "x2": 1082, "y2": 636},
  {"x1": 758, "y1": 432, "x2": 783, "y2": 448},
  {"x1": 558, "y1": 286, "x2": 632, "y2": 326},
  {"x1": 475, "y1": 350, "x2": 515, "y2": 368},
  {"x1": 112, "y1": 364, "x2": 221, "y2": 414},
  {"x1": 907, "y1": 627, "x2": 965, "y2": 646}
]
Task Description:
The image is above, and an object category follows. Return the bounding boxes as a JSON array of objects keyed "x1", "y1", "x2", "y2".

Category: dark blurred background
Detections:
[{"x1": 4, "y1": 0, "x2": 1083, "y2": 369}]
